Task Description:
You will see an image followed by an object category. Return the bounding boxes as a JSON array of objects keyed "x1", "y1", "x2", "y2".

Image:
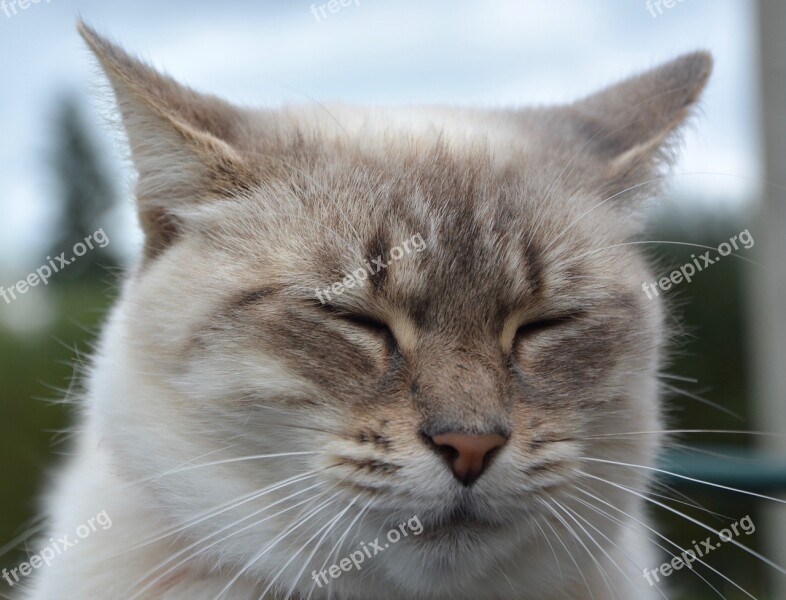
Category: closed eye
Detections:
[
  {"x1": 340, "y1": 313, "x2": 391, "y2": 335},
  {"x1": 318, "y1": 303, "x2": 394, "y2": 339},
  {"x1": 515, "y1": 313, "x2": 580, "y2": 342},
  {"x1": 338, "y1": 312, "x2": 400, "y2": 354}
]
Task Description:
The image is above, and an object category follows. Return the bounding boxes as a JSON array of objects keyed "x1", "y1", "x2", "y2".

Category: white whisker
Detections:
[
  {"x1": 576, "y1": 466, "x2": 786, "y2": 579},
  {"x1": 579, "y1": 455, "x2": 786, "y2": 506},
  {"x1": 571, "y1": 484, "x2": 728, "y2": 600}
]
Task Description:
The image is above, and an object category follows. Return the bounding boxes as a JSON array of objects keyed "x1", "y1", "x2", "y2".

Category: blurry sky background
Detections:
[{"x1": 0, "y1": 0, "x2": 760, "y2": 276}]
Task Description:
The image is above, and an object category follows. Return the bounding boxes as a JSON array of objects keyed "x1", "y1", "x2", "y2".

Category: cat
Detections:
[{"x1": 21, "y1": 21, "x2": 711, "y2": 600}]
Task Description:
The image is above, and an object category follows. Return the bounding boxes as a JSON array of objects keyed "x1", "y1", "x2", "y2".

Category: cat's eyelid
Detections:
[
  {"x1": 526, "y1": 309, "x2": 583, "y2": 324},
  {"x1": 315, "y1": 302, "x2": 388, "y2": 329},
  {"x1": 515, "y1": 310, "x2": 583, "y2": 336},
  {"x1": 340, "y1": 313, "x2": 389, "y2": 331}
]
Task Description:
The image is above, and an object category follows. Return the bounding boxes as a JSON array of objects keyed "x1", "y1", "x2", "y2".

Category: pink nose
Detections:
[{"x1": 430, "y1": 432, "x2": 508, "y2": 486}]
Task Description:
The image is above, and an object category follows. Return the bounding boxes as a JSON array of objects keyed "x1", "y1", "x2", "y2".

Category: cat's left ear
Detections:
[{"x1": 567, "y1": 51, "x2": 712, "y2": 195}]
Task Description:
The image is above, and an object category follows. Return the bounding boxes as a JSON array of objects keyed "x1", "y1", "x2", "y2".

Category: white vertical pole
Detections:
[{"x1": 753, "y1": 1, "x2": 786, "y2": 596}]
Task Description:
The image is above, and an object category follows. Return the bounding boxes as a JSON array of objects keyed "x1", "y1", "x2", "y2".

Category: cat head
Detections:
[{"x1": 80, "y1": 23, "x2": 710, "y2": 598}]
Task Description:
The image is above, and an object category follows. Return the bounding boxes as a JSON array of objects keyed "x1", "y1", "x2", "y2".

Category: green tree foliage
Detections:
[{"x1": 47, "y1": 95, "x2": 118, "y2": 281}]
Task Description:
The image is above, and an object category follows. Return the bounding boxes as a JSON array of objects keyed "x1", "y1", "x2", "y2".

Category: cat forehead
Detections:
[
  {"x1": 195, "y1": 174, "x2": 617, "y2": 325},
  {"x1": 194, "y1": 118, "x2": 618, "y2": 289},
  {"x1": 182, "y1": 108, "x2": 640, "y2": 313},
  {"x1": 234, "y1": 109, "x2": 568, "y2": 215},
  {"x1": 204, "y1": 152, "x2": 590, "y2": 263},
  {"x1": 238, "y1": 104, "x2": 551, "y2": 184}
]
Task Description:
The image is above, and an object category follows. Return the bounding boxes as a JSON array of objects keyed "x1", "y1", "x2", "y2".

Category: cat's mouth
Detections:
[{"x1": 422, "y1": 497, "x2": 507, "y2": 531}]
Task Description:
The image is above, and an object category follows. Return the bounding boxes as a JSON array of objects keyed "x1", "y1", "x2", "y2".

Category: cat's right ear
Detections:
[{"x1": 78, "y1": 22, "x2": 259, "y2": 259}]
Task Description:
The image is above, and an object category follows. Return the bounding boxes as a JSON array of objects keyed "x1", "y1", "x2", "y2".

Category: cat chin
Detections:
[{"x1": 323, "y1": 527, "x2": 539, "y2": 600}]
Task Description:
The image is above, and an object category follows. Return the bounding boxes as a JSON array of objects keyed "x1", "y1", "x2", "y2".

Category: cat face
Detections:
[{"x1": 80, "y1": 24, "x2": 710, "y2": 598}]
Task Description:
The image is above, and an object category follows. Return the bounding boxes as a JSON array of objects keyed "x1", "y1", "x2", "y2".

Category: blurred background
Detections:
[{"x1": 0, "y1": 1, "x2": 783, "y2": 598}]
